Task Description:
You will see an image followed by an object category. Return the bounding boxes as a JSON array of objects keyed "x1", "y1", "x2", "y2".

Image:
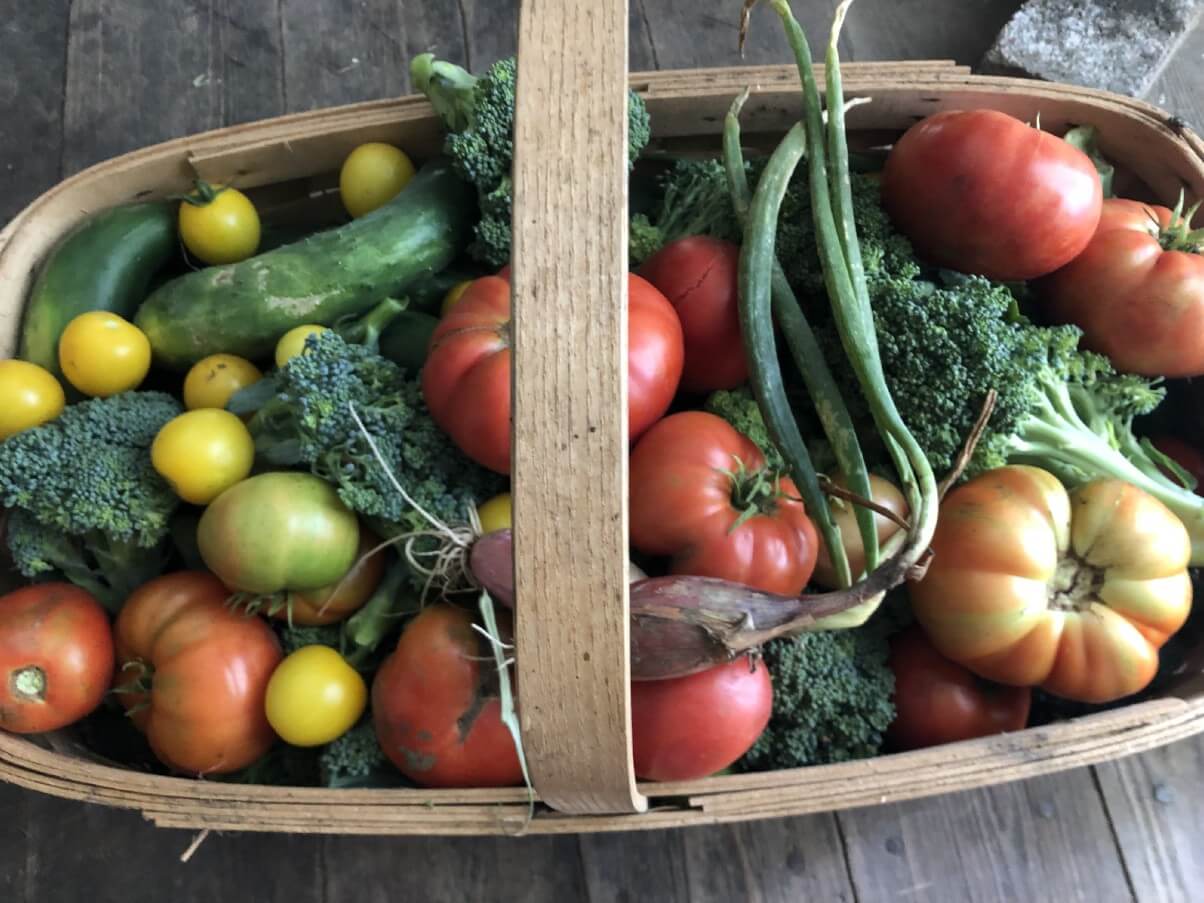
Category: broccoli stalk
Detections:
[
  {"x1": 410, "y1": 52, "x2": 651, "y2": 267},
  {"x1": 334, "y1": 296, "x2": 408, "y2": 352}
]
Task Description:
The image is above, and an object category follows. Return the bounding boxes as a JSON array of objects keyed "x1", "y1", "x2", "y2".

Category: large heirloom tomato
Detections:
[
  {"x1": 629, "y1": 411, "x2": 818, "y2": 595},
  {"x1": 0, "y1": 583, "x2": 114, "y2": 734},
  {"x1": 114, "y1": 571, "x2": 282, "y2": 774},
  {"x1": 372, "y1": 604, "x2": 521, "y2": 788},
  {"x1": 1043, "y1": 198, "x2": 1204, "y2": 377},
  {"x1": 422, "y1": 272, "x2": 684, "y2": 474},
  {"x1": 909, "y1": 466, "x2": 1192, "y2": 703},
  {"x1": 882, "y1": 110, "x2": 1102, "y2": 281}
]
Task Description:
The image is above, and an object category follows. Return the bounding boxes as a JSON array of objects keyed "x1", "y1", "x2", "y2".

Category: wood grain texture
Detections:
[
  {"x1": 838, "y1": 769, "x2": 1135, "y2": 903},
  {"x1": 579, "y1": 814, "x2": 856, "y2": 902},
  {"x1": 0, "y1": 0, "x2": 69, "y2": 225},
  {"x1": 63, "y1": 0, "x2": 285, "y2": 175},
  {"x1": 511, "y1": 0, "x2": 643, "y2": 814},
  {"x1": 1096, "y1": 734, "x2": 1204, "y2": 903}
]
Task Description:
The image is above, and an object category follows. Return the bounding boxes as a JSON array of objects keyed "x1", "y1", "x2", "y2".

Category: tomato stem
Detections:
[
  {"x1": 11, "y1": 665, "x2": 46, "y2": 702},
  {"x1": 175, "y1": 179, "x2": 227, "y2": 208}
]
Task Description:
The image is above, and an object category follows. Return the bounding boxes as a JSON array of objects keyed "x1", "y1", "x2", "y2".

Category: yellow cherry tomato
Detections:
[
  {"x1": 0, "y1": 360, "x2": 65, "y2": 439},
  {"x1": 58, "y1": 311, "x2": 151, "y2": 398},
  {"x1": 151, "y1": 409, "x2": 254, "y2": 505},
  {"x1": 265, "y1": 645, "x2": 367, "y2": 747},
  {"x1": 339, "y1": 143, "x2": 416, "y2": 218},
  {"x1": 275, "y1": 325, "x2": 330, "y2": 369},
  {"x1": 183, "y1": 354, "x2": 263, "y2": 410},
  {"x1": 440, "y1": 280, "x2": 474, "y2": 317},
  {"x1": 179, "y1": 182, "x2": 261, "y2": 265},
  {"x1": 476, "y1": 492, "x2": 513, "y2": 534}
]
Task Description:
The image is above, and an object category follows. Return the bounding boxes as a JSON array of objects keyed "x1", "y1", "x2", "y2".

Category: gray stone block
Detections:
[{"x1": 981, "y1": 0, "x2": 1203, "y2": 98}]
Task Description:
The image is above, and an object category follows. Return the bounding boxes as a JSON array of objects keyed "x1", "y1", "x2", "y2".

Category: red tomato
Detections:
[
  {"x1": 114, "y1": 571, "x2": 281, "y2": 774},
  {"x1": 422, "y1": 274, "x2": 684, "y2": 474},
  {"x1": 631, "y1": 658, "x2": 772, "y2": 781},
  {"x1": 887, "y1": 626, "x2": 1031, "y2": 751},
  {"x1": 1151, "y1": 434, "x2": 1204, "y2": 492},
  {"x1": 882, "y1": 110, "x2": 1102, "y2": 281},
  {"x1": 629, "y1": 411, "x2": 819, "y2": 595},
  {"x1": 372, "y1": 603, "x2": 521, "y2": 787},
  {"x1": 0, "y1": 583, "x2": 114, "y2": 734},
  {"x1": 639, "y1": 236, "x2": 748, "y2": 392},
  {"x1": 1043, "y1": 198, "x2": 1204, "y2": 376}
]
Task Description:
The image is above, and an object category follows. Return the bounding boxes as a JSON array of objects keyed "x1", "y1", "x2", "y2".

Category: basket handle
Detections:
[{"x1": 510, "y1": 0, "x2": 648, "y2": 815}]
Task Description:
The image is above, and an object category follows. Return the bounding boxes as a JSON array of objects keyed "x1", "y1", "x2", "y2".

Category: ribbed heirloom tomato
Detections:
[
  {"x1": 1043, "y1": 198, "x2": 1204, "y2": 377},
  {"x1": 629, "y1": 411, "x2": 819, "y2": 595},
  {"x1": 276, "y1": 534, "x2": 385, "y2": 626},
  {"x1": 114, "y1": 571, "x2": 281, "y2": 774},
  {"x1": 422, "y1": 272, "x2": 684, "y2": 474},
  {"x1": 909, "y1": 466, "x2": 1192, "y2": 703}
]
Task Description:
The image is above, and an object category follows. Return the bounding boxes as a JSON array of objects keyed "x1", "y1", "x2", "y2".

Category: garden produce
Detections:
[
  {"x1": 422, "y1": 272, "x2": 684, "y2": 474},
  {"x1": 631, "y1": 658, "x2": 773, "y2": 781},
  {"x1": 629, "y1": 411, "x2": 818, "y2": 595},
  {"x1": 1043, "y1": 196, "x2": 1204, "y2": 377},
  {"x1": 340, "y1": 142, "x2": 416, "y2": 218},
  {"x1": 376, "y1": 309, "x2": 439, "y2": 372},
  {"x1": 182, "y1": 353, "x2": 263, "y2": 410},
  {"x1": 264, "y1": 533, "x2": 385, "y2": 626},
  {"x1": 178, "y1": 181, "x2": 261, "y2": 265},
  {"x1": 18, "y1": 202, "x2": 176, "y2": 378},
  {"x1": 197, "y1": 471, "x2": 361, "y2": 595},
  {"x1": 275, "y1": 324, "x2": 329, "y2": 367},
  {"x1": 114, "y1": 571, "x2": 281, "y2": 774},
  {"x1": 909, "y1": 466, "x2": 1192, "y2": 703},
  {"x1": 0, "y1": 391, "x2": 181, "y2": 610},
  {"x1": 1151, "y1": 435, "x2": 1204, "y2": 491},
  {"x1": 882, "y1": 109, "x2": 1102, "y2": 280},
  {"x1": 410, "y1": 53, "x2": 650, "y2": 267},
  {"x1": 135, "y1": 159, "x2": 475, "y2": 368},
  {"x1": 811, "y1": 473, "x2": 908, "y2": 590},
  {"x1": 372, "y1": 603, "x2": 521, "y2": 787},
  {"x1": 0, "y1": 360, "x2": 64, "y2": 439},
  {"x1": 318, "y1": 718, "x2": 399, "y2": 787},
  {"x1": 0, "y1": 583, "x2": 114, "y2": 734},
  {"x1": 265, "y1": 645, "x2": 368, "y2": 747},
  {"x1": 58, "y1": 311, "x2": 151, "y2": 397},
  {"x1": 476, "y1": 492, "x2": 512, "y2": 534},
  {"x1": 151, "y1": 409, "x2": 255, "y2": 504},
  {"x1": 639, "y1": 236, "x2": 748, "y2": 391},
  {"x1": 887, "y1": 626, "x2": 1031, "y2": 751},
  {"x1": 439, "y1": 279, "x2": 472, "y2": 315},
  {"x1": 629, "y1": 158, "x2": 745, "y2": 266}
]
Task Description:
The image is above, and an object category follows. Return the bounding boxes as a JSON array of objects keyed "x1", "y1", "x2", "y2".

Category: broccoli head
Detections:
[
  {"x1": 411, "y1": 53, "x2": 651, "y2": 267},
  {"x1": 319, "y1": 717, "x2": 406, "y2": 788},
  {"x1": 0, "y1": 391, "x2": 181, "y2": 609},
  {"x1": 629, "y1": 159, "x2": 746, "y2": 265},
  {"x1": 705, "y1": 387, "x2": 784, "y2": 472}
]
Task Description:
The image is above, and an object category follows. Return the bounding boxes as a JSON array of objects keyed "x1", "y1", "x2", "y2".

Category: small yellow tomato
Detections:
[
  {"x1": 183, "y1": 353, "x2": 263, "y2": 410},
  {"x1": 0, "y1": 360, "x2": 66, "y2": 439},
  {"x1": 151, "y1": 409, "x2": 254, "y2": 505},
  {"x1": 265, "y1": 645, "x2": 367, "y2": 747},
  {"x1": 440, "y1": 280, "x2": 474, "y2": 317},
  {"x1": 58, "y1": 311, "x2": 151, "y2": 398},
  {"x1": 275, "y1": 324, "x2": 330, "y2": 369},
  {"x1": 476, "y1": 492, "x2": 513, "y2": 534},
  {"x1": 179, "y1": 182, "x2": 261, "y2": 265},
  {"x1": 339, "y1": 143, "x2": 416, "y2": 218}
]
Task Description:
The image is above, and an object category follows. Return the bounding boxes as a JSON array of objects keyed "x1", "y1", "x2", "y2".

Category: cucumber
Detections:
[
  {"x1": 135, "y1": 159, "x2": 476, "y2": 369},
  {"x1": 19, "y1": 202, "x2": 177, "y2": 378},
  {"x1": 378, "y1": 310, "x2": 439, "y2": 373}
]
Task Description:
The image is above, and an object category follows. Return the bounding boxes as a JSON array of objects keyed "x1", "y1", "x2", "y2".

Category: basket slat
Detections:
[{"x1": 509, "y1": 0, "x2": 646, "y2": 815}]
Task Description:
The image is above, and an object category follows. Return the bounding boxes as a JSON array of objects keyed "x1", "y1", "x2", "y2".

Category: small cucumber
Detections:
[
  {"x1": 378, "y1": 310, "x2": 440, "y2": 373},
  {"x1": 135, "y1": 159, "x2": 475, "y2": 369},
  {"x1": 19, "y1": 202, "x2": 177, "y2": 378}
]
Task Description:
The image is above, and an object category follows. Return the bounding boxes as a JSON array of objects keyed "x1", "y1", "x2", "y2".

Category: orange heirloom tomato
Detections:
[
  {"x1": 114, "y1": 571, "x2": 282, "y2": 774},
  {"x1": 909, "y1": 466, "x2": 1192, "y2": 703},
  {"x1": 280, "y1": 533, "x2": 386, "y2": 626}
]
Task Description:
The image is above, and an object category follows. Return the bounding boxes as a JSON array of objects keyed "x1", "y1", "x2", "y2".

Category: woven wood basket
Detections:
[{"x1": 2, "y1": 3, "x2": 1204, "y2": 835}]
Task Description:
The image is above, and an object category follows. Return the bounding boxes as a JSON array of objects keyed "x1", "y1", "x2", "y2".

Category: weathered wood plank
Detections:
[
  {"x1": 322, "y1": 834, "x2": 588, "y2": 901},
  {"x1": 0, "y1": 0, "x2": 69, "y2": 224},
  {"x1": 838, "y1": 768, "x2": 1135, "y2": 903},
  {"x1": 1147, "y1": 14, "x2": 1204, "y2": 130},
  {"x1": 1095, "y1": 735, "x2": 1204, "y2": 903},
  {"x1": 579, "y1": 814, "x2": 856, "y2": 902},
  {"x1": 62, "y1": 0, "x2": 285, "y2": 175}
]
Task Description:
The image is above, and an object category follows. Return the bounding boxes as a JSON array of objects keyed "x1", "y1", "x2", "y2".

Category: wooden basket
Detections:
[{"x1": 2, "y1": 4, "x2": 1204, "y2": 835}]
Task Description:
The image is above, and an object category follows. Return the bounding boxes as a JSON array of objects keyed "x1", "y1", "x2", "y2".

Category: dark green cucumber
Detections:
[
  {"x1": 378, "y1": 310, "x2": 440, "y2": 373},
  {"x1": 19, "y1": 202, "x2": 177, "y2": 378},
  {"x1": 135, "y1": 159, "x2": 475, "y2": 369}
]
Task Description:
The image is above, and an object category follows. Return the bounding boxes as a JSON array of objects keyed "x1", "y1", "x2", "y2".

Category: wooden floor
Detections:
[{"x1": 2, "y1": 1, "x2": 1203, "y2": 900}]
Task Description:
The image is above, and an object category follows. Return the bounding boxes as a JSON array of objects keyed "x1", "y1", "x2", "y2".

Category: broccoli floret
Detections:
[
  {"x1": 0, "y1": 391, "x2": 181, "y2": 610},
  {"x1": 705, "y1": 387, "x2": 784, "y2": 471},
  {"x1": 740, "y1": 614, "x2": 896, "y2": 771},
  {"x1": 319, "y1": 717, "x2": 406, "y2": 788},
  {"x1": 411, "y1": 53, "x2": 651, "y2": 267},
  {"x1": 278, "y1": 623, "x2": 343, "y2": 656},
  {"x1": 231, "y1": 331, "x2": 503, "y2": 539},
  {"x1": 628, "y1": 159, "x2": 746, "y2": 265}
]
